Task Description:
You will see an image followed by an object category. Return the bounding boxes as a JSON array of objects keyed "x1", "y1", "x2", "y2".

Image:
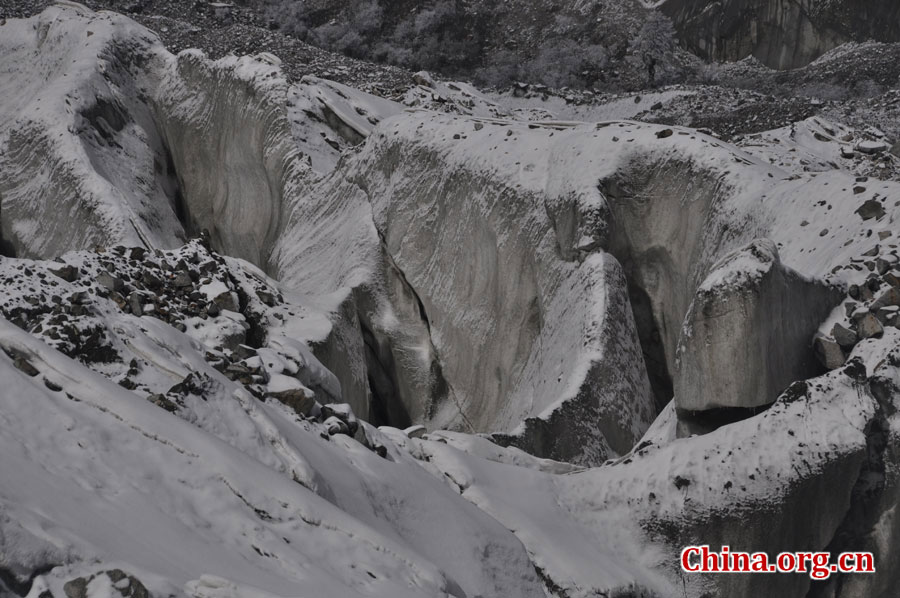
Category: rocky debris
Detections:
[
  {"x1": 640, "y1": 85, "x2": 822, "y2": 141},
  {"x1": 816, "y1": 250, "x2": 900, "y2": 368},
  {"x1": 0, "y1": 238, "x2": 348, "y2": 424},
  {"x1": 0, "y1": 238, "x2": 377, "y2": 459},
  {"x1": 675, "y1": 239, "x2": 844, "y2": 411},
  {"x1": 64, "y1": 570, "x2": 149, "y2": 598}
]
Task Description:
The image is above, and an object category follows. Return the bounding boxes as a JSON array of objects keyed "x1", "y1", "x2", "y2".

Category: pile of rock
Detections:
[
  {"x1": 83, "y1": 241, "x2": 266, "y2": 342},
  {"x1": 815, "y1": 251, "x2": 900, "y2": 369},
  {"x1": 63, "y1": 569, "x2": 149, "y2": 598},
  {"x1": 0, "y1": 239, "x2": 387, "y2": 458}
]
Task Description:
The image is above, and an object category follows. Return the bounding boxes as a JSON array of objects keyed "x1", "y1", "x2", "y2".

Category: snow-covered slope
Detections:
[
  {"x1": 0, "y1": 239, "x2": 554, "y2": 598},
  {"x1": 0, "y1": 5, "x2": 185, "y2": 258},
  {"x1": 0, "y1": 316, "x2": 549, "y2": 598}
]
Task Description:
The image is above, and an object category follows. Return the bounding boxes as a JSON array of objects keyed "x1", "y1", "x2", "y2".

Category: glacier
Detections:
[{"x1": 1, "y1": 4, "x2": 899, "y2": 598}]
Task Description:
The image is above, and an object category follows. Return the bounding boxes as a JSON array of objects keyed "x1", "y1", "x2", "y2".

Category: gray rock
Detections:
[
  {"x1": 675, "y1": 239, "x2": 844, "y2": 411},
  {"x1": 212, "y1": 290, "x2": 237, "y2": 312},
  {"x1": 814, "y1": 334, "x2": 846, "y2": 369},
  {"x1": 856, "y1": 199, "x2": 886, "y2": 221},
  {"x1": 892, "y1": 141, "x2": 900, "y2": 159},
  {"x1": 148, "y1": 393, "x2": 177, "y2": 412},
  {"x1": 233, "y1": 344, "x2": 256, "y2": 360},
  {"x1": 832, "y1": 323, "x2": 858, "y2": 349},
  {"x1": 7, "y1": 347, "x2": 40, "y2": 377},
  {"x1": 255, "y1": 289, "x2": 277, "y2": 306},
  {"x1": 404, "y1": 424, "x2": 427, "y2": 438},
  {"x1": 128, "y1": 292, "x2": 144, "y2": 317},
  {"x1": 872, "y1": 287, "x2": 900, "y2": 310},
  {"x1": 876, "y1": 306, "x2": 898, "y2": 326},
  {"x1": 220, "y1": 325, "x2": 247, "y2": 352},
  {"x1": 141, "y1": 271, "x2": 162, "y2": 289},
  {"x1": 96, "y1": 272, "x2": 124, "y2": 293},
  {"x1": 64, "y1": 571, "x2": 148, "y2": 598},
  {"x1": 876, "y1": 255, "x2": 898, "y2": 275},
  {"x1": 857, "y1": 140, "x2": 890, "y2": 155},
  {"x1": 412, "y1": 70, "x2": 436, "y2": 88},
  {"x1": 129, "y1": 247, "x2": 147, "y2": 261},
  {"x1": 13, "y1": 355, "x2": 39, "y2": 377},
  {"x1": 267, "y1": 387, "x2": 317, "y2": 416},
  {"x1": 63, "y1": 578, "x2": 87, "y2": 598},
  {"x1": 857, "y1": 313, "x2": 885, "y2": 339},
  {"x1": 323, "y1": 415, "x2": 349, "y2": 435},
  {"x1": 321, "y1": 402, "x2": 359, "y2": 436},
  {"x1": 105, "y1": 570, "x2": 149, "y2": 598},
  {"x1": 173, "y1": 271, "x2": 193, "y2": 288},
  {"x1": 49, "y1": 264, "x2": 79, "y2": 282}
]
